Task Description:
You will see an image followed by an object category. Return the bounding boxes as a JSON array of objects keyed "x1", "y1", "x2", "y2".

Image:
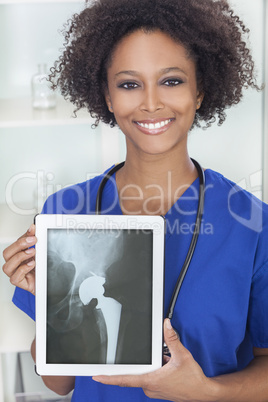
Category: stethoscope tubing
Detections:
[
  {"x1": 95, "y1": 158, "x2": 205, "y2": 320},
  {"x1": 167, "y1": 159, "x2": 205, "y2": 319},
  {"x1": 95, "y1": 161, "x2": 125, "y2": 215}
]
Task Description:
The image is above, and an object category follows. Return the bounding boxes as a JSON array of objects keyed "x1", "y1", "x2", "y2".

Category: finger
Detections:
[
  {"x1": 3, "y1": 231, "x2": 36, "y2": 263},
  {"x1": 27, "y1": 224, "x2": 35, "y2": 236},
  {"x1": 10, "y1": 261, "x2": 36, "y2": 294},
  {"x1": 17, "y1": 223, "x2": 35, "y2": 240},
  {"x1": 92, "y1": 373, "x2": 148, "y2": 388},
  {"x1": 3, "y1": 247, "x2": 36, "y2": 278},
  {"x1": 15, "y1": 223, "x2": 36, "y2": 245},
  {"x1": 164, "y1": 319, "x2": 187, "y2": 358}
]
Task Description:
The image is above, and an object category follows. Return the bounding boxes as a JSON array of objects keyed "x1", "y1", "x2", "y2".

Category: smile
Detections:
[{"x1": 136, "y1": 119, "x2": 173, "y2": 129}]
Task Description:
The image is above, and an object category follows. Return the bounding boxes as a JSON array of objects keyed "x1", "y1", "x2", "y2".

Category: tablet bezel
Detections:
[{"x1": 35, "y1": 214, "x2": 165, "y2": 376}]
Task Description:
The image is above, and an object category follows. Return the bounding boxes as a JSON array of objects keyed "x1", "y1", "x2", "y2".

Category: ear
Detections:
[
  {"x1": 196, "y1": 91, "x2": 204, "y2": 110},
  {"x1": 104, "y1": 88, "x2": 113, "y2": 113}
]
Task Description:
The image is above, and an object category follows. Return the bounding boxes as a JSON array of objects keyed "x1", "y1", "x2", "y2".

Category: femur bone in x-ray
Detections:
[{"x1": 79, "y1": 274, "x2": 122, "y2": 364}]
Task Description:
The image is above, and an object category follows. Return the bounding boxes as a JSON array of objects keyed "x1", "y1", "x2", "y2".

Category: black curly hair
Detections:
[{"x1": 49, "y1": 0, "x2": 261, "y2": 129}]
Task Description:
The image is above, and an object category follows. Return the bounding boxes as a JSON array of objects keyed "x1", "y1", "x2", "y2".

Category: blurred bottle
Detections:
[{"x1": 31, "y1": 63, "x2": 56, "y2": 109}]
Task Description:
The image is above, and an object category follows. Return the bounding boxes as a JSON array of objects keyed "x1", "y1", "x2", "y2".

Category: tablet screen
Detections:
[{"x1": 46, "y1": 228, "x2": 153, "y2": 365}]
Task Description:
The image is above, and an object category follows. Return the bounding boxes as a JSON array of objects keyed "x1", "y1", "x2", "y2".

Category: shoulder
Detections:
[
  {"x1": 41, "y1": 166, "x2": 115, "y2": 215},
  {"x1": 204, "y1": 169, "x2": 268, "y2": 274},
  {"x1": 204, "y1": 169, "x2": 268, "y2": 228}
]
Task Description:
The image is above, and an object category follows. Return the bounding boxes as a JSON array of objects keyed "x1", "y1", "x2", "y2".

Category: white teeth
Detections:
[{"x1": 137, "y1": 119, "x2": 172, "y2": 129}]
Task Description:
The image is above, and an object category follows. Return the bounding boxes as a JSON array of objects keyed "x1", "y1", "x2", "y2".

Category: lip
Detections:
[{"x1": 134, "y1": 118, "x2": 175, "y2": 135}]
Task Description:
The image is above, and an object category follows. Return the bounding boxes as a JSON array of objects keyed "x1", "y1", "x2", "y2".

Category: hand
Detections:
[
  {"x1": 93, "y1": 319, "x2": 218, "y2": 401},
  {"x1": 2, "y1": 224, "x2": 37, "y2": 295}
]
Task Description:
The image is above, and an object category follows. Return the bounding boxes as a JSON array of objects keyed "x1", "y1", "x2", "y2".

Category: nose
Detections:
[{"x1": 140, "y1": 84, "x2": 164, "y2": 113}]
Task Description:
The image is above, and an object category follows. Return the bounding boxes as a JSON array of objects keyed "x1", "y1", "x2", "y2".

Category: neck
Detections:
[{"x1": 116, "y1": 144, "x2": 198, "y2": 215}]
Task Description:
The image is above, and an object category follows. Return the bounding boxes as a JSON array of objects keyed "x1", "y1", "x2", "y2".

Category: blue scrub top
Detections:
[{"x1": 13, "y1": 168, "x2": 268, "y2": 402}]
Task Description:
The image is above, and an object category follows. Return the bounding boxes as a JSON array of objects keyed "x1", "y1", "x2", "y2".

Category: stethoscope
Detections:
[{"x1": 95, "y1": 158, "x2": 205, "y2": 329}]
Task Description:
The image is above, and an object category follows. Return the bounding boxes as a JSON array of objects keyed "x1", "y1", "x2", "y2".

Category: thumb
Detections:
[
  {"x1": 27, "y1": 223, "x2": 36, "y2": 235},
  {"x1": 164, "y1": 319, "x2": 184, "y2": 357}
]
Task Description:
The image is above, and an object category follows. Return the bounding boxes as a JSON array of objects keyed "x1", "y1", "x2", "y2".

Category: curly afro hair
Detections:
[{"x1": 49, "y1": 0, "x2": 261, "y2": 129}]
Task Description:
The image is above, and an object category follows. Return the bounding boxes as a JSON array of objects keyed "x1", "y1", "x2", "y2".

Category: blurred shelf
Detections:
[
  {"x1": 0, "y1": 301, "x2": 35, "y2": 353},
  {"x1": 0, "y1": 97, "x2": 93, "y2": 128}
]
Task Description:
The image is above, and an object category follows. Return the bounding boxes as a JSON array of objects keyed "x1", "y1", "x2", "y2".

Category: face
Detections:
[{"x1": 105, "y1": 30, "x2": 203, "y2": 157}]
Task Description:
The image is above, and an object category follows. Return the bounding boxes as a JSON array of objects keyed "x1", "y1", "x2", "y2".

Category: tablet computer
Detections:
[{"x1": 35, "y1": 214, "x2": 165, "y2": 376}]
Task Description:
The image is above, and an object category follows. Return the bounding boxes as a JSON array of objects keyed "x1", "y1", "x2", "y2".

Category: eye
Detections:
[
  {"x1": 118, "y1": 82, "x2": 139, "y2": 90},
  {"x1": 162, "y1": 78, "x2": 184, "y2": 87}
]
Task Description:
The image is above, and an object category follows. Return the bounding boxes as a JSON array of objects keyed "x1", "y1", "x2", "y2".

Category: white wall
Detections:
[
  {"x1": 0, "y1": 0, "x2": 265, "y2": 210},
  {"x1": 188, "y1": 0, "x2": 265, "y2": 200},
  {"x1": 0, "y1": 2, "x2": 85, "y2": 98},
  {"x1": 0, "y1": 2, "x2": 126, "y2": 212}
]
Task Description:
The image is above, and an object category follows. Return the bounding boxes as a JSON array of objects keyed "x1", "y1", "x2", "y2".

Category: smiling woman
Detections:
[
  {"x1": 48, "y1": 0, "x2": 260, "y2": 130},
  {"x1": 104, "y1": 31, "x2": 202, "y2": 158},
  {"x1": 2, "y1": 0, "x2": 268, "y2": 402}
]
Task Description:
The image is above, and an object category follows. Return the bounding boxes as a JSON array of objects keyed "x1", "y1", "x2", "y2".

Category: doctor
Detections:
[{"x1": 2, "y1": 0, "x2": 268, "y2": 401}]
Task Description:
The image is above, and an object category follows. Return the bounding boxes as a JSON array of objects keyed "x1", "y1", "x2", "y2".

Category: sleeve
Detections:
[
  {"x1": 12, "y1": 287, "x2": 35, "y2": 321},
  {"x1": 11, "y1": 177, "x2": 98, "y2": 320},
  {"x1": 247, "y1": 259, "x2": 268, "y2": 348},
  {"x1": 11, "y1": 194, "x2": 56, "y2": 320}
]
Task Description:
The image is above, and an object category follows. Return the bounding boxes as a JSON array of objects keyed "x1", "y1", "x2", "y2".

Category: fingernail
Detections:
[
  {"x1": 92, "y1": 376, "x2": 106, "y2": 383},
  {"x1": 92, "y1": 377, "x2": 101, "y2": 382},
  {"x1": 27, "y1": 260, "x2": 35, "y2": 267},
  {"x1": 25, "y1": 248, "x2": 34, "y2": 254},
  {"x1": 27, "y1": 224, "x2": 34, "y2": 233},
  {"x1": 165, "y1": 319, "x2": 172, "y2": 329},
  {"x1": 26, "y1": 237, "x2": 35, "y2": 244}
]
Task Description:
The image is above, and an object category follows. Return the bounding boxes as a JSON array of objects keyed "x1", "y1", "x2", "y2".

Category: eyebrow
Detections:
[{"x1": 115, "y1": 67, "x2": 187, "y2": 77}]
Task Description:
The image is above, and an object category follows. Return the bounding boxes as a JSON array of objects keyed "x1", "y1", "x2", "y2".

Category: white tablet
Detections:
[{"x1": 35, "y1": 214, "x2": 165, "y2": 376}]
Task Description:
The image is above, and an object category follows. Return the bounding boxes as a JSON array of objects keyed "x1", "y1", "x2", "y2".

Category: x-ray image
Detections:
[{"x1": 46, "y1": 228, "x2": 153, "y2": 365}]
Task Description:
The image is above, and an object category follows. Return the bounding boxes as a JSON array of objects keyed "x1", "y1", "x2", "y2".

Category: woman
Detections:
[{"x1": 3, "y1": 0, "x2": 268, "y2": 400}]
